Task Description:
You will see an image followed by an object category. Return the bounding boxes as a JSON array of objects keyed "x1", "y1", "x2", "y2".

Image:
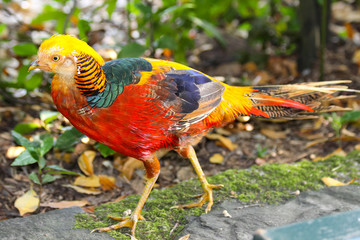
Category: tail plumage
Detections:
[{"x1": 247, "y1": 80, "x2": 358, "y2": 119}]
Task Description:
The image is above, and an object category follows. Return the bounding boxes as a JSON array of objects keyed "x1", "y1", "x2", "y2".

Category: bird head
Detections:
[{"x1": 28, "y1": 34, "x2": 104, "y2": 77}]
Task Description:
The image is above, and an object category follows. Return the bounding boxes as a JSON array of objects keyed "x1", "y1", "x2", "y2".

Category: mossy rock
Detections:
[{"x1": 74, "y1": 151, "x2": 360, "y2": 239}]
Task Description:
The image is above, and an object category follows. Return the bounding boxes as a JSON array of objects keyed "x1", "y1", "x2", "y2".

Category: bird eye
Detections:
[{"x1": 52, "y1": 56, "x2": 60, "y2": 62}]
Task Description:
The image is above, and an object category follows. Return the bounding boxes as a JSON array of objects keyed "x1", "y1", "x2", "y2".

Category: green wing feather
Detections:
[{"x1": 86, "y1": 58, "x2": 152, "y2": 108}]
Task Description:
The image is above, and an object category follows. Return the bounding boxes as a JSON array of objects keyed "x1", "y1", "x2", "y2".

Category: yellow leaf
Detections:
[
  {"x1": 206, "y1": 133, "x2": 237, "y2": 151},
  {"x1": 14, "y1": 187, "x2": 40, "y2": 216},
  {"x1": 178, "y1": 234, "x2": 190, "y2": 240},
  {"x1": 321, "y1": 177, "x2": 346, "y2": 186},
  {"x1": 74, "y1": 175, "x2": 100, "y2": 187},
  {"x1": 209, "y1": 153, "x2": 224, "y2": 164},
  {"x1": 122, "y1": 157, "x2": 144, "y2": 180},
  {"x1": 313, "y1": 148, "x2": 347, "y2": 162},
  {"x1": 260, "y1": 128, "x2": 287, "y2": 139},
  {"x1": 63, "y1": 184, "x2": 102, "y2": 195},
  {"x1": 6, "y1": 146, "x2": 25, "y2": 159},
  {"x1": 99, "y1": 175, "x2": 117, "y2": 191},
  {"x1": 77, "y1": 150, "x2": 96, "y2": 176},
  {"x1": 40, "y1": 200, "x2": 90, "y2": 209},
  {"x1": 321, "y1": 177, "x2": 356, "y2": 187}
]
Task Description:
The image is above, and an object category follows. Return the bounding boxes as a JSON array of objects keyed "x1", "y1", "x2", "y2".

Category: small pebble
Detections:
[{"x1": 222, "y1": 210, "x2": 232, "y2": 218}]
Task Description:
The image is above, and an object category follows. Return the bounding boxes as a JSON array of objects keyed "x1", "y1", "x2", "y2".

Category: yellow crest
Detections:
[{"x1": 39, "y1": 34, "x2": 105, "y2": 65}]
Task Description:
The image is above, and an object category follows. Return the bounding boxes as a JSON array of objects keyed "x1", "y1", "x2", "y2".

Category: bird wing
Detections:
[{"x1": 99, "y1": 58, "x2": 225, "y2": 131}]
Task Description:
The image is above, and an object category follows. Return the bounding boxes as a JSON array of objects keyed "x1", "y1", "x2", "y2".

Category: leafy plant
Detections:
[
  {"x1": 256, "y1": 143, "x2": 268, "y2": 158},
  {"x1": 11, "y1": 131, "x2": 78, "y2": 186},
  {"x1": 324, "y1": 110, "x2": 360, "y2": 145}
]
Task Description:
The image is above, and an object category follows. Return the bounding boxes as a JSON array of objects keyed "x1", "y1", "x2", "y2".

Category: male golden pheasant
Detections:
[{"x1": 29, "y1": 34, "x2": 354, "y2": 237}]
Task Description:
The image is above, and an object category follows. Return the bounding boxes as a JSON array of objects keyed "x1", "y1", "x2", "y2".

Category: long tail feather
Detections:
[{"x1": 246, "y1": 81, "x2": 359, "y2": 119}]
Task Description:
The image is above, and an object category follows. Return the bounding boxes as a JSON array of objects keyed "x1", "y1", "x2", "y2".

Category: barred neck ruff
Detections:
[{"x1": 74, "y1": 54, "x2": 106, "y2": 97}]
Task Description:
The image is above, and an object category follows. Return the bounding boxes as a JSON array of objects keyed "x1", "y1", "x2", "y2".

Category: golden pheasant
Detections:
[{"x1": 29, "y1": 34, "x2": 356, "y2": 238}]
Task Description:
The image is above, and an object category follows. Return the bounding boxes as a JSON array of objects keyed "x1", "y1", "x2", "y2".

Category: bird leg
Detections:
[
  {"x1": 174, "y1": 145, "x2": 223, "y2": 213},
  {"x1": 92, "y1": 155, "x2": 160, "y2": 238}
]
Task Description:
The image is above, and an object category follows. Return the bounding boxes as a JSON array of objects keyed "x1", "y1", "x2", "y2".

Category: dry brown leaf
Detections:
[
  {"x1": 14, "y1": 187, "x2": 40, "y2": 216},
  {"x1": 260, "y1": 128, "x2": 287, "y2": 139},
  {"x1": 178, "y1": 234, "x2": 190, "y2": 240},
  {"x1": 313, "y1": 148, "x2": 347, "y2": 162},
  {"x1": 82, "y1": 206, "x2": 95, "y2": 213},
  {"x1": 40, "y1": 200, "x2": 90, "y2": 209},
  {"x1": 321, "y1": 177, "x2": 357, "y2": 187},
  {"x1": 74, "y1": 175, "x2": 100, "y2": 188},
  {"x1": 6, "y1": 146, "x2": 25, "y2": 159},
  {"x1": 78, "y1": 150, "x2": 96, "y2": 176},
  {"x1": 209, "y1": 153, "x2": 224, "y2": 164},
  {"x1": 215, "y1": 128, "x2": 232, "y2": 136},
  {"x1": 99, "y1": 175, "x2": 117, "y2": 191},
  {"x1": 253, "y1": 71, "x2": 274, "y2": 85},
  {"x1": 355, "y1": 144, "x2": 360, "y2": 151},
  {"x1": 305, "y1": 138, "x2": 329, "y2": 149},
  {"x1": 122, "y1": 157, "x2": 144, "y2": 180},
  {"x1": 206, "y1": 133, "x2": 237, "y2": 151},
  {"x1": 63, "y1": 184, "x2": 102, "y2": 195}
]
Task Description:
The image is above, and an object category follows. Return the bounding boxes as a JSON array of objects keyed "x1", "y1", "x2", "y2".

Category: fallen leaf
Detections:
[
  {"x1": 305, "y1": 138, "x2": 329, "y2": 149},
  {"x1": 6, "y1": 146, "x2": 25, "y2": 159},
  {"x1": 122, "y1": 157, "x2": 144, "y2": 180},
  {"x1": 215, "y1": 128, "x2": 232, "y2": 136},
  {"x1": 74, "y1": 175, "x2": 100, "y2": 188},
  {"x1": 243, "y1": 61, "x2": 257, "y2": 73},
  {"x1": 82, "y1": 206, "x2": 95, "y2": 213},
  {"x1": 14, "y1": 187, "x2": 40, "y2": 216},
  {"x1": 253, "y1": 71, "x2": 274, "y2": 85},
  {"x1": 40, "y1": 200, "x2": 90, "y2": 209},
  {"x1": 206, "y1": 133, "x2": 237, "y2": 151},
  {"x1": 178, "y1": 234, "x2": 190, "y2": 240},
  {"x1": 313, "y1": 148, "x2": 347, "y2": 162},
  {"x1": 260, "y1": 128, "x2": 287, "y2": 139},
  {"x1": 209, "y1": 153, "x2": 224, "y2": 164},
  {"x1": 321, "y1": 177, "x2": 357, "y2": 187},
  {"x1": 99, "y1": 175, "x2": 116, "y2": 191},
  {"x1": 63, "y1": 184, "x2": 102, "y2": 195},
  {"x1": 77, "y1": 150, "x2": 96, "y2": 176},
  {"x1": 345, "y1": 22, "x2": 354, "y2": 39}
]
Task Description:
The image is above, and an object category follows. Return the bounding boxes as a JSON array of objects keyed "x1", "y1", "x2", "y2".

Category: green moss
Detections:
[{"x1": 74, "y1": 150, "x2": 360, "y2": 239}]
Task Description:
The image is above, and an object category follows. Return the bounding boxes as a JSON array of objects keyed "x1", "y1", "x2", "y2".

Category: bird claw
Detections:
[
  {"x1": 91, "y1": 214, "x2": 145, "y2": 238},
  {"x1": 171, "y1": 183, "x2": 223, "y2": 213}
]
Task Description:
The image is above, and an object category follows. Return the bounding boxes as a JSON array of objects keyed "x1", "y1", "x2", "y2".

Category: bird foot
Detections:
[
  {"x1": 172, "y1": 183, "x2": 223, "y2": 213},
  {"x1": 91, "y1": 214, "x2": 145, "y2": 237}
]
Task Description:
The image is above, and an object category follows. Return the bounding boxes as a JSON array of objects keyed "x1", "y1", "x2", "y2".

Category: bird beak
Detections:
[{"x1": 28, "y1": 59, "x2": 40, "y2": 71}]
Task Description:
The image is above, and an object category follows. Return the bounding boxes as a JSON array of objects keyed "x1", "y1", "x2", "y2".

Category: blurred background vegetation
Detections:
[{"x1": 1, "y1": 0, "x2": 349, "y2": 98}]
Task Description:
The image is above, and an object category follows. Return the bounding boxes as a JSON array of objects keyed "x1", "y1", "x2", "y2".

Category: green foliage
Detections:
[
  {"x1": 1, "y1": 0, "x2": 303, "y2": 96},
  {"x1": 10, "y1": 131, "x2": 78, "y2": 186},
  {"x1": 95, "y1": 142, "x2": 116, "y2": 158},
  {"x1": 106, "y1": 0, "x2": 117, "y2": 18},
  {"x1": 40, "y1": 110, "x2": 60, "y2": 124},
  {"x1": 256, "y1": 144, "x2": 268, "y2": 158},
  {"x1": 55, "y1": 127, "x2": 84, "y2": 151},
  {"x1": 13, "y1": 123, "x2": 41, "y2": 135},
  {"x1": 12, "y1": 43, "x2": 38, "y2": 57},
  {"x1": 31, "y1": 4, "x2": 68, "y2": 33},
  {"x1": 324, "y1": 111, "x2": 360, "y2": 146},
  {"x1": 78, "y1": 19, "x2": 91, "y2": 42},
  {"x1": 118, "y1": 42, "x2": 147, "y2": 58}
]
